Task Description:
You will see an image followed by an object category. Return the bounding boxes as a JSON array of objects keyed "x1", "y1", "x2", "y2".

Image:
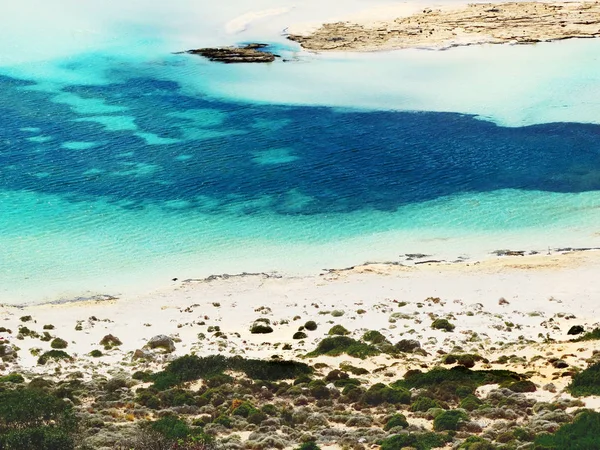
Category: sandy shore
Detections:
[
  {"x1": 2, "y1": 249, "x2": 600, "y2": 447},
  {"x1": 288, "y1": 2, "x2": 600, "y2": 51},
  {"x1": 2, "y1": 249, "x2": 600, "y2": 374}
]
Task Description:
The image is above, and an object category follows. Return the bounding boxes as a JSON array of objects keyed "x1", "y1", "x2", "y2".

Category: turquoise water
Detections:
[{"x1": 2, "y1": 1, "x2": 600, "y2": 303}]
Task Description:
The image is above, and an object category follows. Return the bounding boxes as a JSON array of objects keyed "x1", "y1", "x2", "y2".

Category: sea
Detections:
[{"x1": 2, "y1": 0, "x2": 600, "y2": 303}]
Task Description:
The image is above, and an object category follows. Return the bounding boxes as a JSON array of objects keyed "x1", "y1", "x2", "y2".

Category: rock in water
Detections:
[
  {"x1": 186, "y1": 44, "x2": 277, "y2": 63},
  {"x1": 145, "y1": 335, "x2": 176, "y2": 353}
]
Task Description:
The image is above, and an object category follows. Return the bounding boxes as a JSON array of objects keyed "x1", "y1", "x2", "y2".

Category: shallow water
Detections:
[{"x1": 1, "y1": 1, "x2": 600, "y2": 303}]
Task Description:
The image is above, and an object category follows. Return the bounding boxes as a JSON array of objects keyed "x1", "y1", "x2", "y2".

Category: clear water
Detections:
[{"x1": 2, "y1": 0, "x2": 600, "y2": 303}]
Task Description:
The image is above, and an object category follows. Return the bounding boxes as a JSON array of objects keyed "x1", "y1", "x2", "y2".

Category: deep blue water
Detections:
[{"x1": 2, "y1": 73, "x2": 600, "y2": 217}]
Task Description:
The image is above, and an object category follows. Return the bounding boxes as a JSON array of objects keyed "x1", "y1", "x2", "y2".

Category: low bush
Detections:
[
  {"x1": 431, "y1": 319, "x2": 455, "y2": 332},
  {"x1": 50, "y1": 338, "x2": 68, "y2": 350},
  {"x1": 250, "y1": 322, "x2": 274, "y2": 334},
  {"x1": 37, "y1": 350, "x2": 72, "y2": 366},
  {"x1": 362, "y1": 330, "x2": 388, "y2": 344},
  {"x1": 0, "y1": 373, "x2": 25, "y2": 384},
  {"x1": 293, "y1": 332, "x2": 308, "y2": 340},
  {"x1": 410, "y1": 396, "x2": 439, "y2": 412},
  {"x1": 572, "y1": 328, "x2": 600, "y2": 342},
  {"x1": 506, "y1": 380, "x2": 537, "y2": 393},
  {"x1": 384, "y1": 413, "x2": 409, "y2": 431},
  {"x1": 150, "y1": 354, "x2": 312, "y2": 390},
  {"x1": 380, "y1": 432, "x2": 449, "y2": 450},
  {"x1": 459, "y1": 394, "x2": 483, "y2": 411},
  {"x1": 304, "y1": 321, "x2": 318, "y2": 331},
  {"x1": 362, "y1": 383, "x2": 411, "y2": 406},
  {"x1": 327, "y1": 325, "x2": 350, "y2": 336},
  {"x1": 568, "y1": 362, "x2": 600, "y2": 396},
  {"x1": 306, "y1": 336, "x2": 380, "y2": 359},
  {"x1": 295, "y1": 442, "x2": 321, "y2": 450},
  {"x1": 0, "y1": 388, "x2": 77, "y2": 450},
  {"x1": 534, "y1": 410, "x2": 600, "y2": 449},
  {"x1": 433, "y1": 409, "x2": 469, "y2": 431}
]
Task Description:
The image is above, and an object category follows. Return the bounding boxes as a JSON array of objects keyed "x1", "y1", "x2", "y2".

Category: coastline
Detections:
[
  {"x1": 287, "y1": 2, "x2": 600, "y2": 52},
  {"x1": 2, "y1": 247, "x2": 600, "y2": 447}
]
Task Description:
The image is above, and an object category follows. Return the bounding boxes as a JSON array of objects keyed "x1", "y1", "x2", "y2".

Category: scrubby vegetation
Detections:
[
  {"x1": 572, "y1": 327, "x2": 600, "y2": 342},
  {"x1": 535, "y1": 410, "x2": 600, "y2": 449},
  {"x1": 306, "y1": 336, "x2": 380, "y2": 359},
  {"x1": 0, "y1": 388, "x2": 77, "y2": 450},
  {"x1": 431, "y1": 318, "x2": 455, "y2": 332},
  {"x1": 568, "y1": 362, "x2": 600, "y2": 396},
  {"x1": 150, "y1": 354, "x2": 313, "y2": 390}
]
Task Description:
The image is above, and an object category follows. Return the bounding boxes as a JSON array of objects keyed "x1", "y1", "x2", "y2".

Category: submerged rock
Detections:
[{"x1": 186, "y1": 44, "x2": 278, "y2": 63}]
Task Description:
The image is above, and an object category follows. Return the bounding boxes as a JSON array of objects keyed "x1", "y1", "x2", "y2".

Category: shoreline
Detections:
[
  {"x1": 287, "y1": 2, "x2": 600, "y2": 52},
  {"x1": 7, "y1": 244, "x2": 599, "y2": 309},
  {"x1": 3, "y1": 242, "x2": 600, "y2": 447}
]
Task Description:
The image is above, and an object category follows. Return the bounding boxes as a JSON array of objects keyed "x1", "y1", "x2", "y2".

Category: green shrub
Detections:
[
  {"x1": 410, "y1": 396, "x2": 439, "y2": 412},
  {"x1": 50, "y1": 338, "x2": 68, "y2": 350},
  {"x1": 569, "y1": 362, "x2": 600, "y2": 396},
  {"x1": 0, "y1": 373, "x2": 25, "y2": 384},
  {"x1": 459, "y1": 394, "x2": 483, "y2": 411},
  {"x1": 327, "y1": 325, "x2": 350, "y2": 336},
  {"x1": 213, "y1": 414, "x2": 232, "y2": 428},
  {"x1": 308, "y1": 379, "x2": 330, "y2": 399},
  {"x1": 380, "y1": 432, "x2": 448, "y2": 450},
  {"x1": 150, "y1": 415, "x2": 191, "y2": 440},
  {"x1": 535, "y1": 410, "x2": 600, "y2": 449},
  {"x1": 37, "y1": 350, "x2": 72, "y2": 365},
  {"x1": 431, "y1": 319, "x2": 455, "y2": 332},
  {"x1": 362, "y1": 383, "x2": 410, "y2": 406},
  {"x1": 433, "y1": 409, "x2": 468, "y2": 431},
  {"x1": 89, "y1": 350, "x2": 103, "y2": 358},
  {"x1": 384, "y1": 413, "x2": 409, "y2": 431},
  {"x1": 293, "y1": 331, "x2": 308, "y2": 340},
  {"x1": 150, "y1": 354, "x2": 312, "y2": 390},
  {"x1": 572, "y1": 328, "x2": 600, "y2": 342},
  {"x1": 362, "y1": 330, "x2": 388, "y2": 344},
  {"x1": 0, "y1": 388, "x2": 76, "y2": 450},
  {"x1": 339, "y1": 363, "x2": 369, "y2": 375},
  {"x1": 306, "y1": 336, "x2": 380, "y2": 359},
  {"x1": 250, "y1": 322, "x2": 273, "y2": 334},
  {"x1": 304, "y1": 321, "x2": 318, "y2": 331},
  {"x1": 232, "y1": 401, "x2": 257, "y2": 418},
  {"x1": 506, "y1": 380, "x2": 536, "y2": 393},
  {"x1": 99, "y1": 334, "x2": 122, "y2": 350},
  {"x1": 20, "y1": 316, "x2": 32, "y2": 323},
  {"x1": 132, "y1": 370, "x2": 153, "y2": 381},
  {"x1": 457, "y1": 436, "x2": 497, "y2": 449},
  {"x1": 295, "y1": 442, "x2": 321, "y2": 450},
  {"x1": 396, "y1": 366, "x2": 522, "y2": 393}
]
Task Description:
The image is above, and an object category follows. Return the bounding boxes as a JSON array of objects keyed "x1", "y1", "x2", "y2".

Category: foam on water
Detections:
[{"x1": 1, "y1": 0, "x2": 600, "y2": 303}]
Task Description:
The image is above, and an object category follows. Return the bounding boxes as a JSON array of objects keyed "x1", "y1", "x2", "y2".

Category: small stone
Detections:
[
  {"x1": 145, "y1": 335, "x2": 176, "y2": 353},
  {"x1": 132, "y1": 349, "x2": 155, "y2": 361}
]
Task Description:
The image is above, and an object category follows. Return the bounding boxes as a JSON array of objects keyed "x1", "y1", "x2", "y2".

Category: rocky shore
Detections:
[{"x1": 288, "y1": 2, "x2": 600, "y2": 51}]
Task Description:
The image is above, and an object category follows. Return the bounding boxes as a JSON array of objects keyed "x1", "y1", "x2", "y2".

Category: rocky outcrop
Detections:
[
  {"x1": 145, "y1": 335, "x2": 176, "y2": 353},
  {"x1": 186, "y1": 44, "x2": 278, "y2": 63},
  {"x1": 288, "y1": 2, "x2": 600, "y2": 51}
]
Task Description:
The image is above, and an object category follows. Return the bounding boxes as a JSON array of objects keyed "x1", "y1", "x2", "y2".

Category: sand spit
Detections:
[{"x1": 288, "y1": 2, "x2": 600, "y2": 51}]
